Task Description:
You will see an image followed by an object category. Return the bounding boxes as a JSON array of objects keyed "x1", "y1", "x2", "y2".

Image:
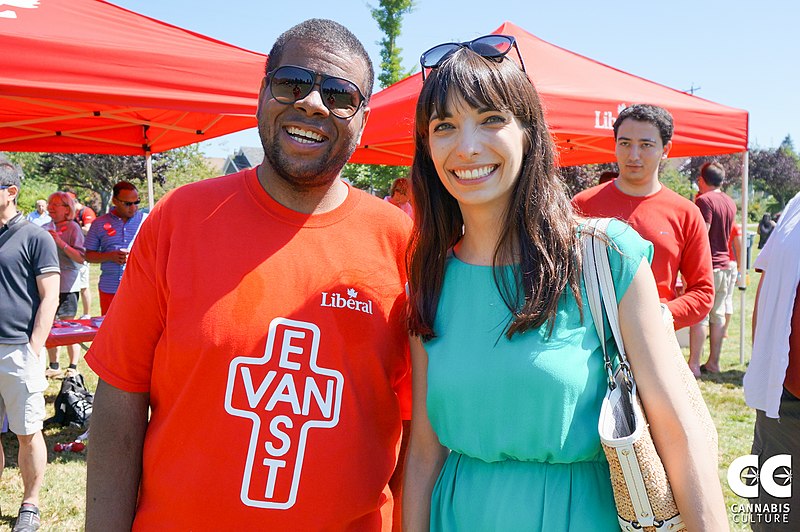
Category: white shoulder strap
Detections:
[
  {"x1": 582, "y1": 219, "x2": 606, "y2": 350},
  {"x1": 583, "y1": 218, "x2": 633, "y2": 375},
  {"x1": 591, "y1": 218, "x2": 629, "y2": 365}
]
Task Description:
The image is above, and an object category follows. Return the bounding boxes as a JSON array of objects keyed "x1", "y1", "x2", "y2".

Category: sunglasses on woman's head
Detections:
[
  {"x1": 420, "y1": 35, "x2": 526, "y2": 80},
  {"x1": 267, "y1": 65, "x2": 366, "y2": 119}
]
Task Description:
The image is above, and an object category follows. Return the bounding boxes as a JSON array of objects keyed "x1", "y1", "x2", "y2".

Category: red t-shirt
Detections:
[
  {"x1": 728, "y1": 223, "x2": 742, "y2": 262},
  {"x1": 572, "y1": 181, "x2": 713, "y2": 329},
  {"x1": 76, "y1": 206, "x2": 97, "y2": 227},
  {"x1": 86, "y1": 168, "x2": 412, "y2": 530},
  {"x1": 695, "y1": 190, "x2": 736, "y2": 270}
]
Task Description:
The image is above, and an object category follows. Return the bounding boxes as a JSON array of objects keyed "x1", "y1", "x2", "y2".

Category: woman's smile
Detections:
[{"x1": 450, "y1": 165, "x2": 499, "y2": 181}]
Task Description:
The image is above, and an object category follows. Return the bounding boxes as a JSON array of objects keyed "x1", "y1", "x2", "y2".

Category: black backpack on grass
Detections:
[{"x1": 47, "y1": 374, "x2": 93, "y2": 429}]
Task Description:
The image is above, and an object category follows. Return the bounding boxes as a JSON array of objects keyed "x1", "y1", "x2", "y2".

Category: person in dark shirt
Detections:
[
  {"x1": 688, "y1": 162, "x2": 737, "y2": 376},
  {"x1": 0, "y1": 157, "x2": 60, "y2": 532}
]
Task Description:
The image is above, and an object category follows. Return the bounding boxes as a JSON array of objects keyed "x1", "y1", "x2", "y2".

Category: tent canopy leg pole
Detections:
[
  {"x1": 146, "y1": 151, "x2": 154, "y2": 211},
  {"x1": 739, "y1": 150, "x2": 749, "y2": 366}
]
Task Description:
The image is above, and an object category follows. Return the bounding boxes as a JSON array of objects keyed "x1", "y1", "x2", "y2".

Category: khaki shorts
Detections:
[
  {"x1": 724, "y1": 261, "x2": 738, "y2": 315},
  {"x1": 0, "y1": 343, "x2": 48, "y2": 435},
  {"x1": 78, "y1": 262, "x2": 90, "y2": 290},
  {"x1": 704, "y1": 267, "x2": 735, "y2": 326}
]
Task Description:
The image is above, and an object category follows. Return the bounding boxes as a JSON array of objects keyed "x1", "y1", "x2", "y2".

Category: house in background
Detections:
[
  {"x1": 223, "y1": 147, "x2": 264, "y2": 174},
  {"x1": 204, "y1": 157, "x2": 226, "y2": 175}
]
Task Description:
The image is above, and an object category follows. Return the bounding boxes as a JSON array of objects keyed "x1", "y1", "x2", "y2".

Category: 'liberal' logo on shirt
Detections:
[{"x1": 320, "y1": 287, "x2": 374, "y2": 315}]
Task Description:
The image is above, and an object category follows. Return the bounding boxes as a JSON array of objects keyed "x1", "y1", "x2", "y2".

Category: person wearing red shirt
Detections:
[
  {"x1": 85, "y1": 20, "x2": 411, "y2": 531},
  {"x1": 689, "y1": 162, "x2": 737, "y2": 375},
  {"x1": 572, "y1": 104, "x2": 713, "y2": 346}
]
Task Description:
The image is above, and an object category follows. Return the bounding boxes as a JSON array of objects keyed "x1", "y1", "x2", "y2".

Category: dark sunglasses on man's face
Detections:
[
  {"x1": 267, "y1": 65, "x2": 365, "y2": 119},
  {"x1": 117, "y1": 199, "x2": 140, "y2": 207},
  {"x1": 420, "y1": 34, "x2": 526, "y2": 80}
]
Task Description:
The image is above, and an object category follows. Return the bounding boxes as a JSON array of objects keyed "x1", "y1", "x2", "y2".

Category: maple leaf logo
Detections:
[
  {"x1": 617, "y1": 103, "x2": 628, "y2": 114},
  {"x1": 347, "y1": 288, "x2": 358, "y2": 298}
]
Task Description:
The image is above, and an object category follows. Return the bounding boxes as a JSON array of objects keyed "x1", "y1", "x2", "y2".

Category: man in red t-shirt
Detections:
[
  {"x1": 572, "y1": 104, "x2": 713, "y2": 344},
  {"x1": 689, "y1": 162, "x2": 737, "y2": 374},
  {"x1": 85, "y1": 20, "x2": 411, "y2": 531}
]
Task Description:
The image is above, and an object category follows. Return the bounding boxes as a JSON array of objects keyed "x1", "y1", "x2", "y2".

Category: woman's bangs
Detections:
[{"x1": 423, "y1": 50, "x2": 522, "y2": 124}]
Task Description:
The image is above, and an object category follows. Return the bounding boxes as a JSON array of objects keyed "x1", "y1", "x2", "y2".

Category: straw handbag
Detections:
[{"x1": 582, "y1": 218, "x2": 718, "y2": 532}]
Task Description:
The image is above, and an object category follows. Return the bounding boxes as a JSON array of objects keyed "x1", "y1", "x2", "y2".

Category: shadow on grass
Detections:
[{"x1": 700, "y1": 368, "x2": 745, "y2": 387}]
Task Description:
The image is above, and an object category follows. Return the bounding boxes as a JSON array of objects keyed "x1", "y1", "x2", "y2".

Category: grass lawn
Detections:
[
  {"x1": 696, "y1": 279, "x2": 758, "y2": 531},
  {"x1": 0, "y1": 258, "x2": 765, "y2": 530}
]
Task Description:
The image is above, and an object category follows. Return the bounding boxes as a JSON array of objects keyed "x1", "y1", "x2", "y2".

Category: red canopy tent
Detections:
[
  {"x1": 351, "y1": 21, "x2": 748, "y2": 167},
  {"x1": 0, "y1": 0, "x2": 265, "y2": 155},
  {"x1": 0, "y1": 0, "x2": 266, "y2": 205}
]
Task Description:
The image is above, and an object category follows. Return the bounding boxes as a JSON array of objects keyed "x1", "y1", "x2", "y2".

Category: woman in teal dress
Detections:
[{"x1": 402, "y1": 37, "x2": 728, "y2": 531}]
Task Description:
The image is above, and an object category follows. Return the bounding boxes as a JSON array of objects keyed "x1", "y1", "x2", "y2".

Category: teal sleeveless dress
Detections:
[{"x1": 424, "y1": 220, "x2": 653, "y2": 531}]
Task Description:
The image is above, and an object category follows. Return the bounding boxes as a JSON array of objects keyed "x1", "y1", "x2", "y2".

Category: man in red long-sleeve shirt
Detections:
[{"x1": 572, "y1": 104, "x2": 713, "y2": 352}]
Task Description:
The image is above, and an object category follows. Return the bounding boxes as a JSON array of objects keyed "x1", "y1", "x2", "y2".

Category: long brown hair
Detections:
[{"x1": 407, "y1": 48, "x2": 582, "y2": 341}]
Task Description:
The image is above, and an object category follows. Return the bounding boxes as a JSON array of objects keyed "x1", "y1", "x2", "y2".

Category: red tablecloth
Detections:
[{"x1": 45, "y1": 318, "x2": 102, "y2": 348}]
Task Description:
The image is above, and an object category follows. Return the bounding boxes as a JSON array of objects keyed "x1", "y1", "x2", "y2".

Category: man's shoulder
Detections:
[
  {"x1": 63, "y1": 220, "x2": 82, "y2": 235},
  {"x1": 573, "y1": 182, "x2": 614, "y2": 204},
  {"x1": 572, "y1": 182, "x2": 632, "y2": 219},
  {"x1": 159, "y1": 172, "x2": 243, "y2": 208},
  {"x1": 696, "y1": 189, "x2": 736, "y2": 212},
  {"x1": 15, "y1": 218, "x2": 45, "y2": 237},
  {"x1": 85, "y1": 212, "x2": 116, "y2": 240},
  {"x1": 139, "y1": 173, "x2": 242, "y2": 225},
  {"x1": 352, "y1": 186, "x2": 401, "y2": 214},
  {"x1": 12, "y1": 220, "x2": 57, "y2": 255},
  {"x1": 721, "y1": 191, "x2": 738, "y2": 210},
  {"x1": 349, "y1": 187, "x2": 413, "y2": 236},
  {"x1": 658, "y1": 185, "x2": 700, "y2": 210},
  {"x1": 92, "y1": 211, "x2": 114, "y2": 224}
]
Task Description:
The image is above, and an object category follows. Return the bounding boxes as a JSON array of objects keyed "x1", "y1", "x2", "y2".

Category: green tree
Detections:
[
  {"x1": 149, "y1": 145, "x2": 215, "y2": 203},
  {"x1": 370, "y1": 0, "x2": 416, "y2": 89},
  {"x1": 3, "y1": 152, "x2": 58, "y2": 215},
  {"x1": 9, "y1": 146, "x2": 214, "y2": 213},
  {"x1": 679, "y1": 153, "x2": 744, "y2": 192},
  {"x1": 749, "y1": 143, "x2": 800, "y2": 210},
  {"x1": 561, "y1": 162, "x2": 618, "y2": 198},
  {"x1": 779, "y1": 134, "x2": 795, "y2": 153},
  {"x1": 659, "y1": 165, "x2": 694, "y2": 200},
  {"x1": 342, "y1": 163, "x2": 407, "y2": 198},
  {"x1": 344, "y1": 0, "x2": 415, "y2": 197}
]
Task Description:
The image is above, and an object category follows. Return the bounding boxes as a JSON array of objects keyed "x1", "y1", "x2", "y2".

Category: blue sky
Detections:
[{"x1": 113, "y1": 0, "x2": 799, "y2": 159}]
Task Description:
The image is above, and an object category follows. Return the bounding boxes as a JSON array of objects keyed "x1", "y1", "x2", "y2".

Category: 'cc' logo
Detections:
[{"x1": 727, "y1": 454, "x2": 792, "y2": 498}]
